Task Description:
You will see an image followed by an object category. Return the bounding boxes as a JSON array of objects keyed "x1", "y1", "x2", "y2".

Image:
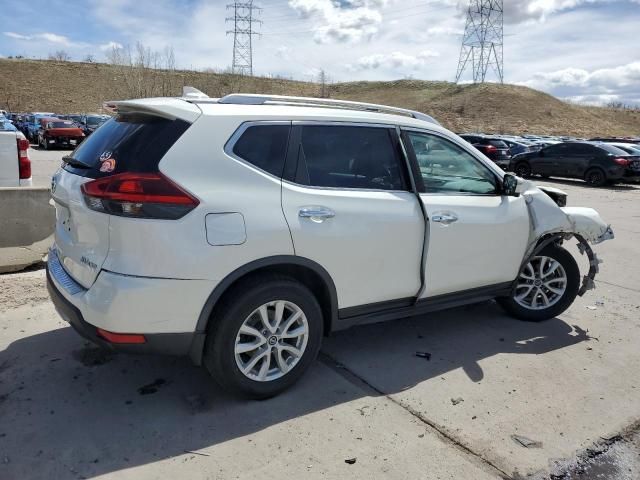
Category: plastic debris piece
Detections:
[
  {"x1": 511, "y1": 434, "x2": 542, "y2": 448},
  {"x1": 415, "y1": 351, "x2": 431, "y2": 360}
]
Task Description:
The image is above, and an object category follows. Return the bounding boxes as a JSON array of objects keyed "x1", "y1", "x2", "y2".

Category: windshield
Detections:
[{"x1": 86, "y1": 116, "x2": 108, "y2": 126}]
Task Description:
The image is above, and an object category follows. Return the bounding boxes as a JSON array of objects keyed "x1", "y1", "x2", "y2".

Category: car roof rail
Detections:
[
  {"x1": 218, "y1": 93, "x2": 440, "y2": 125},
  {"x1": 178, "y1": 87, "x2": 440, "y2": 126}
]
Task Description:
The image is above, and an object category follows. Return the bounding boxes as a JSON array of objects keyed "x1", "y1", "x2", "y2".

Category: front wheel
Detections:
[
  {"x1": 203, "y1": 275, "x2": 323, "y2": 399},
  {"x1": 498, "y1": 245, "x2": 580, "y2": 322}
]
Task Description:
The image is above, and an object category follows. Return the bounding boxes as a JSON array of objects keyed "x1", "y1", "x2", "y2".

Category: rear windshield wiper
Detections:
[{"x1": 62, "y1": 155, "x2": 92, "y2": 169}]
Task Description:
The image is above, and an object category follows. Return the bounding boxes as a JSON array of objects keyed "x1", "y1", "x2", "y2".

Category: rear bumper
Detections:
[{"x1": 46, "y1": 249, "x2": 211, "y2": 357}]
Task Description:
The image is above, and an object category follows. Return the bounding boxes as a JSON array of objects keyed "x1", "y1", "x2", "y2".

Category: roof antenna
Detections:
[{"x1": 182, "y1": 86, "x2": 209, "y2": 99}]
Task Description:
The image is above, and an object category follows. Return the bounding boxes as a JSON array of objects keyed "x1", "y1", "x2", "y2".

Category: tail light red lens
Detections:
[
  {"x1": 485, "y1": 145, "x2": 497, "y2": 154},
  {"x1": 97, "y1": 328, "x2": 146, "y2": 344},
  {"x1": 613, "y1": 157, "x2": 630, "y2": 166},
  {"x1": 17, "y1": 137, "x2": 31, "y2": 179},
  {"x1": 81, "y1": 173, "x2": 199, "y2": 219}
]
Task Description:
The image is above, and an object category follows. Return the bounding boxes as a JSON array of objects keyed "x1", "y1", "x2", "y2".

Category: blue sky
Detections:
[{"x1": 2, "y1": 0, "x2": 639, "y2": 106}]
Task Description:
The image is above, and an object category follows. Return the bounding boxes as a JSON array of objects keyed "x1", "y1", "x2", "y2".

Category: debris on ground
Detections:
[
  {"x1": 345, "y1": 458, "x2": 357, "y2": 465},
  {"x1": 137, "y1": 378, "x2": 167, "y2": 395},
  {"x1": 511, "y1": 434, "x2": 543, "y2": 448},
  {"x1": 586, "y1": 305, "x2": 597, "y2": 311},
  {"x1": 415, "y1": 351, "x2": 431, "y2": 360},
  {"x1": 451, "y1": 397, "x2": 464, "y2": 405},
  {"x1": 595, "y1": 300, "x2": 605, "y2": 306}
]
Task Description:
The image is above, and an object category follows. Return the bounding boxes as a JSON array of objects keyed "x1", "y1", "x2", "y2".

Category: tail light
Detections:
[
  {"x1": 17, "y1": 137, "x2": 31, "y2": 179},
  {"x1": 485, "y1": 145, "x2": 497, "y2": 154},
  {"x1": 613, "y1": 157, "x2": 630, "y2": 166},
  {"x1": 81, "y1": 173, "x2": 199, "y2": 219}
]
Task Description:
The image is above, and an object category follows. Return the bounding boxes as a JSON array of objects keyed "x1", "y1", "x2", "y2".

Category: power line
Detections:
[
  {"x1": 226, "y1": 1, "x2": 262, "y2": 76},
  {"x1": 455, "y1": 0, "x2": 504, "y2": 84}
]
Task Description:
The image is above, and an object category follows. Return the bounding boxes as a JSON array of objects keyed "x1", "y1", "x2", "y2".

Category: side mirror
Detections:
[{"x1": 502, "y1": 173, "x2": 519, "y2": 196}]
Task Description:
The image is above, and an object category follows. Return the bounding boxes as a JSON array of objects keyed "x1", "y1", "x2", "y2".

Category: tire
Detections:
[
  {"x1": 514, "y1": 162, "x2": 531, "y2": 178},
  {"x1": 203, "y1": 275, "x2": 323, "y2": 399},
  {"x1": 497, "y1": 244, "x2": 580, "y2": 322},
  {"x1": 584, "y1": 168, "x2": 606, "y2": 187}
]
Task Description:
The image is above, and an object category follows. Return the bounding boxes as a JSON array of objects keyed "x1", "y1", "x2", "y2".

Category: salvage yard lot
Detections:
[{"x1": 1, "y1": 150, "x2": 640, "y2": 479}]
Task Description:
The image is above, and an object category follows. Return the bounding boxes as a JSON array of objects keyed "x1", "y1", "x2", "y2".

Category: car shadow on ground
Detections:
[{"x1": 0, "y1": 301, "x2": 592, "y2": 479}]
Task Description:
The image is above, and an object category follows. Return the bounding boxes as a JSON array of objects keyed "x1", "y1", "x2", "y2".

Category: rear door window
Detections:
[
  {"x1": 294, "y1": 125, "x2": 408, "y2": 191},
  {"x1": 231, "y1": 124, "x2": 290, "y2": 177},
  {"x1": 63, "y1": 113, "x2": 190, "y2": 178}
]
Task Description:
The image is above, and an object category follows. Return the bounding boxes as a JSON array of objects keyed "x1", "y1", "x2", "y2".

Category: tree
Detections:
[
  {"x1": 48, "y1": 50, "x2": 70, "y2": 61},
  {"x1": 318, "y1": 69, "x2": 329, "y2": 98},
  {"x1": 83, "y1": 54, "x2": 96, "y2": 63}
]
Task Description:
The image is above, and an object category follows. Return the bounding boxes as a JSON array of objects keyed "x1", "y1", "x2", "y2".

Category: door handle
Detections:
[
  {"x1": 431, "y1": 213, "x2": 458, "y2": 225},
  {"x1": 299, "y1": 206, "x2": 335, "y2": 223}
]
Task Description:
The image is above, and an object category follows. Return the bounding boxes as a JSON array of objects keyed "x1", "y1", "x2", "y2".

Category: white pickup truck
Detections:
[{"x1": 0, "y1": 126, "x2": 32, "y2": 187}]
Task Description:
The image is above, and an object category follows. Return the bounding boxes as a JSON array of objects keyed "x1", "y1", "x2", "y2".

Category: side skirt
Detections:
[{"x1": 334, "y1": 282, "x2": 513, "y2": 331}]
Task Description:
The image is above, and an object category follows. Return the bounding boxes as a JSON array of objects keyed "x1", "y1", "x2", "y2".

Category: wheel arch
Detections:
[{"x1": 189, "y1": 256, "x2": 339, "y2": 365}]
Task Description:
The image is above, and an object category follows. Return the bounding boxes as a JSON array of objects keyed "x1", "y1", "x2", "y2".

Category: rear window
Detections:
[
  {"x1": 232, "y1": 124, "x2": 290, "y2": 177},
  {"x1": 86, "y1": 116, "x2": 107, "y2": 126},
  {"x1": 49, "y1": 121, "x2": 74, "y2": 128},
  {"x1": 487, "y1": 139, "x2": 508, "y2": 148},
  {"x1": 597, "y1": 144, "x2": 629, "y2": 155},
  {"x1": 63, "y1": 113, "x2": 190, "y2": 178}
]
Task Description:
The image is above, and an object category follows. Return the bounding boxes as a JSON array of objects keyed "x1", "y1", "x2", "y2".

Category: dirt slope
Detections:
[{"x1": 1, "y1": 59, "x2": 638, "y2": 137}]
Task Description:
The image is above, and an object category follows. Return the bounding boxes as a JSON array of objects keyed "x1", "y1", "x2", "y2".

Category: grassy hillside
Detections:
[{"x1": 1, "y1": 59, "x2": 639, "y2": 137}]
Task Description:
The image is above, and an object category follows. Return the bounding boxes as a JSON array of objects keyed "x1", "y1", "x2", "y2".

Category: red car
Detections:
[{"x1": 37, "y1": 117, "x2": 85, "y2": 150}]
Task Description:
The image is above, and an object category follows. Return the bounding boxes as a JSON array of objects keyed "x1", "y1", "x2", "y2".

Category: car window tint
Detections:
[
  {"x1": 233, "y1": 125, "x2": 290, "y2": 177},
  {"x1": 488, "y1": 139, "x2": 508, "y2": 148},
  {"x1": 597, "y1": 143, "x2": 629, "y2": 155},
  {"x1": 297, "y1": 125, "x2": 407, "y2": 190},
  {"x1": 544, "y1": 144, "x2": 568, "y2": 155},
  {"x1": 406, "y1": 131, "x2": 497, "y2": 195}
]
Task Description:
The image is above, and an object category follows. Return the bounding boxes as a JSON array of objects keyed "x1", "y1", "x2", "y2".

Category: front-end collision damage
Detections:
[{"x1": 518, "y1": 180, "x2": 614, "y2": 296}]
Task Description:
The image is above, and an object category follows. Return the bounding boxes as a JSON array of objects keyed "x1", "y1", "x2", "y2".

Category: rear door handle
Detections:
[
  {"x1": 431, "y1": 213, "x2": 458, "y2": 225},
  {"x1": 299, "y1": 206, "x2": 335, "y2": 223}
]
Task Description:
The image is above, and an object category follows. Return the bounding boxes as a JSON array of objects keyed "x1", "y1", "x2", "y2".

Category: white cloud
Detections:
[
  {"x1": 350, "y1": 50, "x2": 440, "y2": 70},
  {"x1": 3, "y1": 31, "x2": 86, "y2": 47},
  {"x1": 520, "y1": 62, "x2": 640, "y2": 106},
  {"x1": 288, "y1": 0, "x2": 387, "y2": 43},
  {"x1": 99, "y1": 41, "x2": 124, "y2": 51}
]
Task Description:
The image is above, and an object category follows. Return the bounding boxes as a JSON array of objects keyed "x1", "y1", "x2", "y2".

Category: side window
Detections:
[
  {"x1": 232, "y1": 124, "x2": 290, "y2": 177},
  {"x1": 296, "y1": 125, "x2": 407, "y2": 190},
  {"x1": 544, "y1": 144, "x2": 569, "y2": 156},
  {"x1": 570, "y1": 144, "x2": 595, "y2": 155},
  {"x1": 405, "y1": 131, "x2": 497, "y2": 195}
]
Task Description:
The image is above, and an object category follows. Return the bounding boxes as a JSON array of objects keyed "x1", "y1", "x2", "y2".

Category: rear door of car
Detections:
[
  {"x1": 280, "y1": 122, "x2": 424, "y2": 311},
  {"x1": 564, "y1": 143, "x2": 597, "y2": 176},
  {"x1": 535, "y1": 144, "x2": 567, "y2": 175}
]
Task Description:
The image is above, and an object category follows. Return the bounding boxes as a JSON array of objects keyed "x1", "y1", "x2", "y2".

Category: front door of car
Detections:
[
  {"x1": 281, "y1": 123, "x2": 424, "y2": 310},
  {"x1": 538, "y1": 144, "x2": 568, "y2": 175},
  {"x1": 402, "y1": 130, "x2": 530, "y2": 298},
  {"x1": 565, "y1": 144, "x2": 596, "y2": 176}
]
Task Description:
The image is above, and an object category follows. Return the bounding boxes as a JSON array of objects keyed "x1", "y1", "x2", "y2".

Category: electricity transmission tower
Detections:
[
  {"x1": 226, "y1": 1, "x2": 261, "y2": 76},
  {"x1": 455, "y1": 0, "x2": 503, "y2": 84}
]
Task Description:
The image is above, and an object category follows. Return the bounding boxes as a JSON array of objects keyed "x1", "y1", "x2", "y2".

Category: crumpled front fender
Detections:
[
  {"x1": 561, "y1": 207, "x2": 615, "y2": 244},
  {"x1": 521, "y1": 180, "x2": 614, "y2": 244},
  {"x1": 518, "y1": 180, "x2": 614, "y2": 296}
]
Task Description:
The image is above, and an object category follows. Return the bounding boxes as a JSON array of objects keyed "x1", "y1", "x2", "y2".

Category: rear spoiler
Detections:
[{"x1": 103, "y1": 98, "x2": 202, "y2": 123}]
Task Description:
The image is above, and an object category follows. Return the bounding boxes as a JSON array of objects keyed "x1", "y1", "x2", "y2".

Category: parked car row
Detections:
[
  {"x1": 459, "y1": 133, "x2": 640, "y2": 186},
  {"x1": 6, "y1": 112, "x2": 110, "y2": 147}
]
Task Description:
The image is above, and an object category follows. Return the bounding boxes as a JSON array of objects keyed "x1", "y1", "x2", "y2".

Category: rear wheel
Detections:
[
  {"x1": 514, "y1": 162, "x2": 531, "y2": 177},
  {"x1": 585, "y1": 167, "x2": 606, "y2": 187},
  {"x1": 203, "y1": 276, "x2": 323, "y2": 399},
  {"x1": 498, "y1": 245, "x2": 579, "y2": 322}
]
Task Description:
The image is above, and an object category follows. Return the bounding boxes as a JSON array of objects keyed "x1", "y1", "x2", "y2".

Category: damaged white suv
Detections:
[{"x1": 47, "y1": 90, "x2": 614, "y2": 398}]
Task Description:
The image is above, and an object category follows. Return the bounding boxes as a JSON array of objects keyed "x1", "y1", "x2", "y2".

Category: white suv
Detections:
[{"x1": 47, "y1": 89, "x2": 614, "y2": 398}]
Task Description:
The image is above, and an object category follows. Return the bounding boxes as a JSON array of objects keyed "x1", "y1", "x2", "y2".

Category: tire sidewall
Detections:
[
  {"x1": 585, "y1": 168, "x2": 606, "y2": 187},
  {"x1": 515, "y1": 162, "x2": 531, "y2": 177},
  {"x1": 500, "y1": 244, "x2": 580, "y2": 322},
  {"x1": 205, "y1": 279, "x2": 323, "y2": 398}
]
